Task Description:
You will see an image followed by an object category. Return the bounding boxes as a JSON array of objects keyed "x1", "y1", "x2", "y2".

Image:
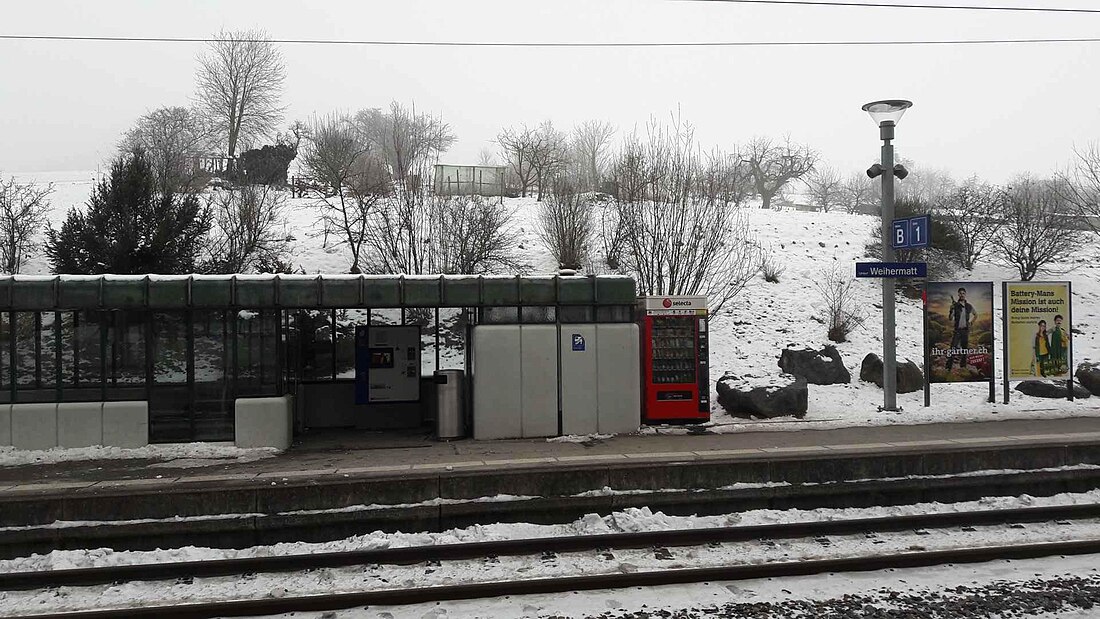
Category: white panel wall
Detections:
[
  {"x1": 472, "y1": 326, "x2": 523, "y2": 439},
  {"x1": 560, "y1": 324, "x2": 598, "y2": 436},
  {"x1": 596, "y1": 324, "x2": 642, "y2": 434},
  {"x1": 521, "y1": 325, "x2": 559, "y2": 438}
]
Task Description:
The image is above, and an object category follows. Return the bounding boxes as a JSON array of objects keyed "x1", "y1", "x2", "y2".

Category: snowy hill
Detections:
[{"x1": 13, "y1": 172, "x2": 1100, "y2": 430}]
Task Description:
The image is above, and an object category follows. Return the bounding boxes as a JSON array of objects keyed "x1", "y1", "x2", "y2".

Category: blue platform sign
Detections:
[
  {"x1": 892, "y1": 215, "x2": 931, "y2": 249},
  {"x1": 571, "y1": 334, "x2": 585, "y2": 351},
  {"x1": 855, "y1": 262, "x2": 928, "y2": 278}
]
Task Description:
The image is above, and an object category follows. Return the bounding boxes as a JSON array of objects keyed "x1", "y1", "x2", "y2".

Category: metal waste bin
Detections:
[{"x1": 434, "y1": 369, "x2": 465, "y2": 440}]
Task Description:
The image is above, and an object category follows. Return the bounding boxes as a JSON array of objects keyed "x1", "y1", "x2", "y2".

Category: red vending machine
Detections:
[{"x1": 638, "y1": 296, "x2": 709, "y2": 423}]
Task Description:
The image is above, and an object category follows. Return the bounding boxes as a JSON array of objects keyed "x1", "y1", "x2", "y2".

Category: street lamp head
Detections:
[{"x1": 861, "y1": 100, "x2": 913, "y2": 126}]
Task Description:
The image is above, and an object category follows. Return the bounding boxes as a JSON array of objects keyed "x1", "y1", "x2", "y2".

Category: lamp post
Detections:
[{"x1": 862, "y1": 99, "x2": 912, "y2": 412}]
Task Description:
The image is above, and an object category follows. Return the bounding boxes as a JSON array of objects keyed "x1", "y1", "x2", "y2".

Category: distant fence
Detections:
[{"x1": 433, "y1": 165, "x2": 506, "y2": 197}]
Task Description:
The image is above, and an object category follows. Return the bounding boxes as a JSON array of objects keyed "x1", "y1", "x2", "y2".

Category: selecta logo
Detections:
[{"x1": 662, "y1": 298, "x2": 673, "y2": 308}]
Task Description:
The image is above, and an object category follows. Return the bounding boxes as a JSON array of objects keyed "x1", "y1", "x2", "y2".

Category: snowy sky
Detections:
[{"x1": 2, "y1": 0, "x2": 1100, "y2": 182}]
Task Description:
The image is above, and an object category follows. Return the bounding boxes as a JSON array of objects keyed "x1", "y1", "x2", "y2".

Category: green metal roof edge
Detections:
[{"x1": 0, "y1": 274, "x2": 636, "y2": 310}]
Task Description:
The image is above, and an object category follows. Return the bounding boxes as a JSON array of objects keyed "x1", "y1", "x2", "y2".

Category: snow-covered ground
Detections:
[
  {"x1": 10, "y1": 171, "x2": 1100, "y2": 434},
  {"x1": 0, "y1": 442, "x2": 277, "y2": 468},
  {"x1": 5, "y1": 491, "x2": 1100, "y2": 616}
]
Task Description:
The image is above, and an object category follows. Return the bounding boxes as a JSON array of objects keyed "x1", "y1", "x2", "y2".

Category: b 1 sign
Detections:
[{"x1": 892, "y1": 215, "x2": 930, "y2": 249}]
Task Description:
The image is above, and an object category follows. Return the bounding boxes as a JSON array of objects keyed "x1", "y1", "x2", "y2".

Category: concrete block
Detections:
[
  {"x1": 235, "y1": 396, "x2": 292, "y2": 450},
  {"x1": 57, "y1": 402, "x2": 103, "y2": 448},
  {"x1": 0, "y1": 405, "x2": 10, "y2": 446},
  {"x1": 11, "y1": 403, "x2": 58, "y2": 450},
  {"x1": 102, "y1": 401, "x2": 148, "y2": 448}
]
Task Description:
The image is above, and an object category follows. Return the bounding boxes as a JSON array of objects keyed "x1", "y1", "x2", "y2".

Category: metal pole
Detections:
[{"x1": 880, "y1": 121, "x2": 897, "y2": 411}]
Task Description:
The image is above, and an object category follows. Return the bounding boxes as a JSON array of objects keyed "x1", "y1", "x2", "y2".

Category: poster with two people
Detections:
[
  {"x1": 1004, "y1": 282, "x2": 1072, "y2": 381},
  {"x1": 925, "y1": 282, "x2": 995, "y2": 383}
]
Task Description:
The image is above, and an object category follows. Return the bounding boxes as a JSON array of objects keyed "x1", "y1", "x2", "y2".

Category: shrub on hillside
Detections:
[{"x1": 46, "y1": 152, "x2": 211, "y2": 274}]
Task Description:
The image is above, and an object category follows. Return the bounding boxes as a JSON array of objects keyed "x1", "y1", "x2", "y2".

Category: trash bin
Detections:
[{"x1": 434, "y1": 369, "x2": 465, "y2": 440}]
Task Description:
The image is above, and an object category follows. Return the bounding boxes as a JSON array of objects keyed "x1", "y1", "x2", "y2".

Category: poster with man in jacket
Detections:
[{"x1": 926, "y1": 282, "x2": 994, "y2": 383}]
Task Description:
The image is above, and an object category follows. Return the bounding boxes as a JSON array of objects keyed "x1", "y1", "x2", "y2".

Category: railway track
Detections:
[{"x1": 6, "y1": 502, "x2": 1100, "y2": 618}]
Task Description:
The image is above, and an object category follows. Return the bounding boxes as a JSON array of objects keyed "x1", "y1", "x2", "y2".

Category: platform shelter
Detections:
[{"x1": 0, "y1": 274, "x2": 637, "y2": 450}]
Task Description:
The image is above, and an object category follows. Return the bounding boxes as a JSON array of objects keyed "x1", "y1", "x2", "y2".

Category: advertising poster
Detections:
[
  {"x1": 1005, "y1": 282, "x2": 1072, "y2": 381},
  {"x1": 925, "y1": 282, "x2": 994, "y2": 383}
]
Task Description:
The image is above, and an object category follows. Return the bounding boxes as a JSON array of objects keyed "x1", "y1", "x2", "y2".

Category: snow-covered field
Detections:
[{"x1": 10, "y1": 170, "x2": 1100, "y2": 434}]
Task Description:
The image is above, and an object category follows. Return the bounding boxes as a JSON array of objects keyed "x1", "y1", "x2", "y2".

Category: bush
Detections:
[
  {"x1": 760, "y1": 248, "x2": 785, "y2": 283},
  {"x1": 815, "y1": 264, "x2": 866, "y2": 343},
  {"x1": 46, "y1": 152, "x2": 211, "y2": 274},
  {"x1": 538, "y1": 179, "x2": 593, "y2": 271},
  {"x1": 236, "y1": 143, "x2": 297, "y2": 186}
]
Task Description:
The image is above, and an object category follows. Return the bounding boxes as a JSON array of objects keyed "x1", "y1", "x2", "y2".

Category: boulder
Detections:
[
  {"x1": 859, "y1": 353, "x2": 924, "y2": 394},
  {"x1": 1015, "y1": 380, "x2": 1091, "y2": 399},
  {"x1": 715, "y1": 373, "x2": 808, "y2": 419},
  {"x1": 1076, "y1": 363, "x2": 1100, "y2": 396},
  {"x1": 778, "y1": 345, "x2": 851, "y2": 385}
]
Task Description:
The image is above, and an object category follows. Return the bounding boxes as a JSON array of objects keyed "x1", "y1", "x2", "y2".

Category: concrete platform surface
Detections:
[{"x1": 3, "y1": 416, "x2": 1100, "y2": 491}]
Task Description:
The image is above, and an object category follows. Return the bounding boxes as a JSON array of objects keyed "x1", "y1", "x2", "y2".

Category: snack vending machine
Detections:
[{"x1": 638, "y1": 296, "x2": 709, "y2": 423}]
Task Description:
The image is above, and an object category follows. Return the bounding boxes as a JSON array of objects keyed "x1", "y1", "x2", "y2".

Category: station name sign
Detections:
[{"x1": 855, "y1": 262, "x2": 927, "y2": 278}]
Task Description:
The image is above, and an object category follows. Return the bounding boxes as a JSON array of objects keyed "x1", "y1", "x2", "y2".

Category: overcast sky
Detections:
[{"x1": 2, "y1": 0, "x2": 1099, "y2": 183}]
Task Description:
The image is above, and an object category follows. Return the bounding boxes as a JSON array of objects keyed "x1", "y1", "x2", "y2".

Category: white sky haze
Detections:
[{"x1": 2, "y1": 0, "x2": 1100, "y2": 183}]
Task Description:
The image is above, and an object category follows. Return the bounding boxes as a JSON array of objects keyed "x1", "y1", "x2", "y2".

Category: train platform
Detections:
[
  {"x1": 4, "y1": 416, "x2": 1100, "y2": 489},
  {"x1": 5, "y1": 416, "x2": 1100, "y2": 556}
]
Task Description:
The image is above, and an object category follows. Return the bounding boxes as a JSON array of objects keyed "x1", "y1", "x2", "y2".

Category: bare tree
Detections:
[
  {"x1": 477, "y1": 147, "x2": 498, "y2": 166},
  {"x1": 529, "y1": 121, "x2": 570, "y2": 201},
  {"x1": 195, "y1": 29, "x2": 286, "y2": 161},
  {"x1": 841, "y1": 172, "x2": 876, "y2": 214},
  {"x1": 572, "y1": 120, "x2": 616, "y2": 192},
  {"x1": 497, "y1": 121, "x2": 569, "y2": 200},
  {"x1": 994, "y1": 176, "x2": 1083, "y2": 281},
  {"x1": 804, "y1": 165, "x2": 844, "y2": 212},
  {"x1": 1057, "y1": 142, "x2": 1100, "y2": 235},
  {"x1": 120, "y1": 106, "x2": 211, "y2": 195},
  {"x1": 497, "y1": 125, "x2": 538, "y2": 198},
  {"x1": 538, "y1": 177, "x2": 593, "y2": 271},
  {"x1": 0, "y1": 176, "x2": 53, "y2": 274},
  {"x1": 362, "y1": 188, "x2": 521, "y2": 275},
  {"x1": 935, "y1": 177, "x2": 1007, "y2": 270},
  {"x1": 355, "y1": 102, "x2": 456, "y2": 189},
  {"x1": 897, "y1": 162, "x2": 955, "y2": 204},
  {"x1": 815, "y1": 263, "x2": 866, "y2": 343},
  {"x1": 699, "y1": 149, "x2": 754, "y2": 208},
  {"x1": 744, "y1": 136, "x2": 817, "y2": 210},
  {"x1": 610, "y1": 116, "x2": 761, "y2": 313},
  {"x1": 299, "y1": 113, "x2": 385, "y2": 273},
  {"x1": 204, "y1": 185, "x2": 291, "y2": 273}
]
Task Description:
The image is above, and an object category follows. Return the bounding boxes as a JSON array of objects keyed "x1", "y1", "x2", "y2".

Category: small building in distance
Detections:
[{"x1": 433, "y1": 164, "x2": 507, "y2": 197}]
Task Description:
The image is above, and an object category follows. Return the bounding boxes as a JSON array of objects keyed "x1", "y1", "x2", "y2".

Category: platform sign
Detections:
[
  {"x1": 855, "y1": 262, "x2": 927, "y2": 278},
  {"x1": 571, "y1": 333, "x2": 585, "y2": 351},
  {"x1": 892, "y1": 215, "x2": 930, "y2": 249}
]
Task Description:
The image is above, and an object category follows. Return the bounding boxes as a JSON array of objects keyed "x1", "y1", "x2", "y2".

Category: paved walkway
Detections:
[{"x1": 4, "y1": 416, "x2": 1100, "y2": 491}]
